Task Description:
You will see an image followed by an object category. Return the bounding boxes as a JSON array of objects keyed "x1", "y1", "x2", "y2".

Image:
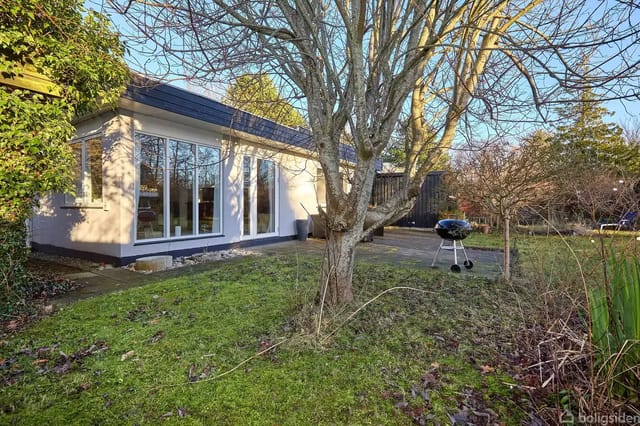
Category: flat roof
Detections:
[{"x1": 123, "y1": 77, "x2": 356, "y2": 163}]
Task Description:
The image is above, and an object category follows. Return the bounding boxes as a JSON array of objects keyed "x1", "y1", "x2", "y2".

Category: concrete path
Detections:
[{"x1": 46, "y1": 228, "x2": 503, "y2": 305}]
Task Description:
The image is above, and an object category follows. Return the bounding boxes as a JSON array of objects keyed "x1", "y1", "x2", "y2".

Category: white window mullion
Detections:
[
  {"x1": 133, "y1": 140, "x2": 140, "y2": 238},
  {"x1": 194, "y1": 147, "x2": 199, "y2": 235},
  {"x1": 134, "y1": 139, "x2": 140, "y2": 210},
  {"x1": 275, "y1": 165, "x2": 279, "y2": 233},
  {"x1": 251, "y1": 157, "x2": 257, "y2": 236},
  {"x1": 163, "y1": 138, "x2": 170, "y2": 239},
  {"x1": 242, "y1": 155, "x2": 251, "y2": 237}
]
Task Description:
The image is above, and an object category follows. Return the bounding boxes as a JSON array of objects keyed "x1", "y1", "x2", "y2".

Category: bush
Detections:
[
  {"x1": 0, "y1": 221, "x2": 77, "y2": 321},
  {"x1": 0, "y1": 220, "x2": 32, "y2": 314},
  {"x1": 589, "y1": 254, "x2": 640, "y2": 401}
]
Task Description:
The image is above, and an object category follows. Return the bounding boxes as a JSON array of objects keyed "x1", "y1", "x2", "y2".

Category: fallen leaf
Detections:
[
  {"x1": 188, "y1": 364, "x2": 197, "y2": 382},
  {"x1": 485, "y1": 408, "x2": 498, "y2": 418},
  {"x1": 53, "y1": 360, "x2": 72, "y2": 375},
  {"x1": 199, "y1": 365, "x2": 211, "y2": 379},
  {"x1": 147, "y1": 330, "x2": 165, "y2": 344},
  {"x1": 259, "y1": 340, "x2": 273, "y2": 352},
  {"x1": 36, "y1": 347, "x2": 52, "y2": 357},
  {"x1": 77, "y1": 382, "x2": 91, "y2": 392},
  {"x1": 480, "y1": 364, "x2": 494, "y2": 374},
  {"x1": 121, "y1": 350, "x2": 136, "y2": 361},
  {"x1": 422, "y1": 373, "x2": 437, "y2": 385},
  {"x1": 522, "y1": 374, "x2": 538, "y2": 387},
  {"x1": 450, "y1": 411, "x2": 469, "y2": 424},
  {"x1": 32, "y1": 359, "x2": 49, "y2": 365}
]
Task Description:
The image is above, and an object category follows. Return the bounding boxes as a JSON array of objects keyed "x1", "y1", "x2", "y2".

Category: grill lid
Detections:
[{"x1": 435, "y1": 219, "x2": 472, "y2": 240}]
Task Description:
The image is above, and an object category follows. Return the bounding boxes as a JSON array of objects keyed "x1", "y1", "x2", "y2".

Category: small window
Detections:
[{"x1": 65, "y1": 137, "x2": 103, "y2": 205}]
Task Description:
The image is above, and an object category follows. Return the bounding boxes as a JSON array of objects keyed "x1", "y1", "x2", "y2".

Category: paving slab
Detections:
[
  {"x1": 362, "y1": 228, "x2": 503, "y2": 277},
  {"x1": 52, "y1": 269, "x2": 160, "y2": 305}
]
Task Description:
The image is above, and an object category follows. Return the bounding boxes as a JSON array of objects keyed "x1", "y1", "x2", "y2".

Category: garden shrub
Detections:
[
  {"x1": 589, "y1": 254, "x2": 640, "y2": 401},
  {"x1": 0, "y1": 220, "x2": 31, "y2": 314}
]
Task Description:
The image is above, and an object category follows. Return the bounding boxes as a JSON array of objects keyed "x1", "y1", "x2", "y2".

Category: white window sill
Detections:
[
  {"x1": 134, "y1": 233, "x2": 225, "y2": 246},
  {"x1": 61, "y1": 204, "x2": 104, "y2": 209}
]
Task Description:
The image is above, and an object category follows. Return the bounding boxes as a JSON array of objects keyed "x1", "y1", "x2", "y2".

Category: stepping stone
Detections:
[{"x1": 134, "y1": 255, "x2": 173, "y2": 272}]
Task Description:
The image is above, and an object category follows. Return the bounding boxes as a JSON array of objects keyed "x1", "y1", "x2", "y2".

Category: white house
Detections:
[{"x1": 30, "y1": 78, "x2": 352, "y2": 265}]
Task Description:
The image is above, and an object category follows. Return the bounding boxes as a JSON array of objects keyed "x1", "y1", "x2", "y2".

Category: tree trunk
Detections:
[
  {"x1": 502, "y1": 216, "x2": 511, "y2": 281},
  {"x1": 319, "y1": 228, "x2": 361, "y2": 305}
]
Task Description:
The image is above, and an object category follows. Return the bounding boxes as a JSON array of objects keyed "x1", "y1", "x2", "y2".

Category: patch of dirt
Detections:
[
  {"x1": 27, "y1": 252, "x2": 104, "y2": 275},
  {"x1": 2, "y1": 253, "x2": 87, "y2": 336},
  {"x1": 26, "y1": 257, "x2": 84, "y2": 276}
]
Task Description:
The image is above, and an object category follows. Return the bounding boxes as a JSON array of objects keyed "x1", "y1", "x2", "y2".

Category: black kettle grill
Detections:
[{"x1": 431, "y1": 219, "x2": 474, "y2": 272}]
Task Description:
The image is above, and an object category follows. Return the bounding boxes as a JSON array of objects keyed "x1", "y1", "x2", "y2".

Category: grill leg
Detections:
[
  {"x1": 431, "y1": 240, "x2": 444, "y2": 267},
  {"x1": 460, "y1": 241, "x2": 470, "y2": 263},
  {"x1": 453, "y1": 240, "x2": 459, "y2": 265}
]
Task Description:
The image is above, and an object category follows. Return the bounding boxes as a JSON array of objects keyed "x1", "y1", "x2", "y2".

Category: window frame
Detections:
[
  {"x1": 64, "y1": 134, "x2": 104, "y2": 207},
  {"x1": 241, "y1": 155, "x2": 279, "y2": 238},
  {"x1": 134, "y1": 132, "x2": 223, "y2": 242}
]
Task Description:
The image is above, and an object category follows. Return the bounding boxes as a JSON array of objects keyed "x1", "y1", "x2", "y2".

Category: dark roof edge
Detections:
[{"x1": 123, "y1": 75, "x2": 357, "y2": 163}]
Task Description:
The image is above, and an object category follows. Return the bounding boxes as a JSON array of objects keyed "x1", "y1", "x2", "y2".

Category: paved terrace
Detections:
[{"x1": 37, "y1": 228, "x2": 503, "y2": 305}]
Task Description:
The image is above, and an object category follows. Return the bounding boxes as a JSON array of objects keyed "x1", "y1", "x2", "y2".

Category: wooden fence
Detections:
[{"x1": 371, "y1": 171, "x2": 448, "y2": 228}]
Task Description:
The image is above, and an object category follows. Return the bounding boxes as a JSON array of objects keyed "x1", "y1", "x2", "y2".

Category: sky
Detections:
[{"x1": 604, "y1": 99, "x2": 638, "y2": 128}]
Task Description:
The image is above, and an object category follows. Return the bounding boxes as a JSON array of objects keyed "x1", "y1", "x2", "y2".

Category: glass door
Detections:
[{"x1": 242, "y1": 156, "x2": 277, "y2": 237}]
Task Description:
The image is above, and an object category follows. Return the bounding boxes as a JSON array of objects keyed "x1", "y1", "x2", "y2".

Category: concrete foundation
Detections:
[{"x1": 134, "y1": 255, "x2": 173, "y2": 272}]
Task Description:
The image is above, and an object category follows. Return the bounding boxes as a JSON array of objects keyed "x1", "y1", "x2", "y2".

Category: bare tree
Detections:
[
  {"x1": 107, "y1": 0, "x2": 640, "y2": 305},
  {"x1": 554, "y1": 163, "x2": 639, "y2": 229},
  {"x1": 549, "y1": 86, "x2": 640, "y2": 227},
  {"x1": 454, "y1": 134, "x2": 554, "y2": 280},
  {"x1": 622, "y1": 118, "x2": 640, "y2": 146}
]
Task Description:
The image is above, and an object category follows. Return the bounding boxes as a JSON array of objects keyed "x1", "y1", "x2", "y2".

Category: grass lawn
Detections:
[
  {"x1": 0, "y1": 253, "x2": 531, "y2": 425},
  {"x1": 466, "y1": 228, "x2": 640, "y2": 285}
]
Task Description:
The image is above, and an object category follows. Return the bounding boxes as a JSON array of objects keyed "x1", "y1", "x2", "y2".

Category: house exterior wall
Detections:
[
  {"x1": 31, "y1": 111, "x2": 132, "y2": 260},
  {"x1": 31, "y1": 107, "x2": 322, "y2": 265}
]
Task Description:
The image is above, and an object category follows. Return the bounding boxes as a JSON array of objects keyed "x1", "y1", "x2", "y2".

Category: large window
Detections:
[
  {"x1": 66, "y1": 136, "x2": 103, "y2": 205},
  {"x1": 137, "y1": 135, "x2": 165, "y2": 239},
  {"x1": 135, "y1": 133, "x2": 221, "y2": 240},
  {"x1": 169, "y1": 140, "x2": 195, "y2": 237},
  {"x1": 198, "y1": 146, "x2": 221, "y2": 234}
]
